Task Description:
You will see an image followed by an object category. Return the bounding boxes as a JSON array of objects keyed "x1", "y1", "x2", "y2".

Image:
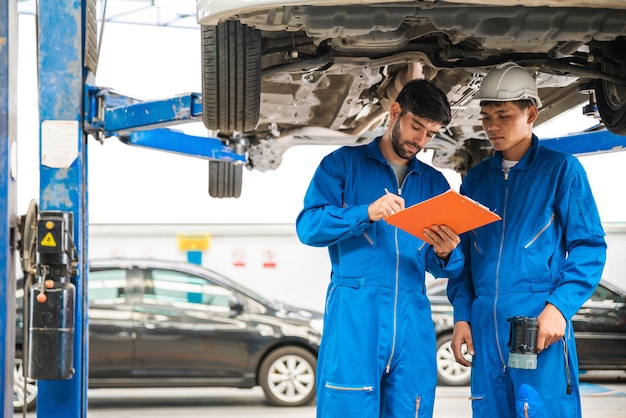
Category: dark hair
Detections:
[
  {"x1": 395, "y1": 79, "x2": 452, "y2": 126},
  {"x1": 479, "y1": 99, "x2": 534, "y2": 111}
]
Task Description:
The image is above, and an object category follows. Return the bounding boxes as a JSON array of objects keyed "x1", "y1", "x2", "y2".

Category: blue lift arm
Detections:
[
  {"x1": 540, "y1": 128, "x2": 626, "y2": 156},
  {"x1": 84, "y1": 87, "x2": 246, "y2": 163}
]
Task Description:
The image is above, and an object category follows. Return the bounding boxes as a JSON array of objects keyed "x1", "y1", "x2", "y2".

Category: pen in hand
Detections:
[
  {"x1": 369, "y1": 188, "x2": 404, "y2": 221},
  {"x1": 383, "y1": 188, "x2": 404, "y2": 217}
]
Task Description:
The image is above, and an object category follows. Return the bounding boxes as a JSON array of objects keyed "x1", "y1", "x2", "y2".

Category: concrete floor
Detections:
[{"x1": 19, "y1": 372, "x2": 626, "y2": 418}]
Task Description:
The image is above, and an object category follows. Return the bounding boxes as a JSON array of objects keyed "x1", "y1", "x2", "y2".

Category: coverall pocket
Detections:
[
  {"x1": 522, "y1": 214, "x2": 555, "y2": 280},
  {"x1": 515, "y1": 384, "x2": 548, "y2": 418},
  {"x1": 324, "y1": 382, "x2": 375, "y2": 415},
  {"x1": 515, "y1": 399, "x2": 548, "y2": 418}
]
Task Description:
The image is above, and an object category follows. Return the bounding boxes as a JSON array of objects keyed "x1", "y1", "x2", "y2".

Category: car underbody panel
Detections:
[{"x1": 196, "y1": 0, "x2": 626, "y2": 187}]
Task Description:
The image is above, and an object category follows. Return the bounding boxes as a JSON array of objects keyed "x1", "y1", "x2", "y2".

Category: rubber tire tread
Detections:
[
  {"x1": 208, "y1": 160, "x2": 243, "y2": 198},
  {"x1": 201, "y1": 21, "x2": 261, "y2": 133},
  {"x1": 595, "y1": 78, "x2": 626, "y2": 135}
]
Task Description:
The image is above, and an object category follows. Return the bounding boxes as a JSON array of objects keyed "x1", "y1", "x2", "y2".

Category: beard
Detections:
[{"x1": 390, "y1": 120, "x2": 421, "y2": 161}]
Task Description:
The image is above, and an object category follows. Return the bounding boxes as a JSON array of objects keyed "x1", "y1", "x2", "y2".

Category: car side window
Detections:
[
  {"x1": 145, "y1": 269, "x2": 234, "y2": 311},
  {"x1": 88, "y1": 269, "x2": 128, "y2": 304},
  {"x1": 590, "y1": 283, "x2": 624, "y2": 303}
]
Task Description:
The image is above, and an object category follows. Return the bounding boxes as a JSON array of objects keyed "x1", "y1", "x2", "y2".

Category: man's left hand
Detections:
[
  {"x1": 423, "y1": 225, "x2": 460, "y2": 261},
  {"x1": 536, "y1": 303, "x2": 566, "y2": 353}
]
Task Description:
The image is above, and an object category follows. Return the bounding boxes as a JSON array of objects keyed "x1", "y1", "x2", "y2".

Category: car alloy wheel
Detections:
[
  {"x1": 259, "y1": 346, "x2": 317, "y2": 406},
  {"x1": 13, "y1": 357, "x2": 38, "y2": 412}
]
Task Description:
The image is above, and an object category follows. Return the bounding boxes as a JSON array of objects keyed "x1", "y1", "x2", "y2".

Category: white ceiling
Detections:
[{"x1": 17, "y1": 0, "x2": 199, "y2": 29}]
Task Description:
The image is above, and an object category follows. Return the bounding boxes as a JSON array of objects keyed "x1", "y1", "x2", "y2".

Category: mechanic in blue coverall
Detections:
[
  {"x1": 447, "y1": 63, "x2": 607, "y2": 418},
  {"x1": 296, "y1": 79, "x2": 464, "y2": 418}
]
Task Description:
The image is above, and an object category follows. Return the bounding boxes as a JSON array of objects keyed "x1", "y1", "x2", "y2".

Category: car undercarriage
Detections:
[{"x1": 196, "y1": 1, "x2": 626, "y2": 196}]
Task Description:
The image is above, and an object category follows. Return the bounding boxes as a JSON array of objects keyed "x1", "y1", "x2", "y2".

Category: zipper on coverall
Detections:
[
  {"x1": 415, "y1": 396, "x2": 421, "y2": 417},
  {"x1": 386, "y1": 184, "x2": 402, "y2": 373},
  {"x1": 325, "y1": 383, "x2": 374, "y2": 392},
  {"x1": 497, "y1": 170, "x2": 574, "y2": 399},
  {"x1": 387, "y1": 180, "x2": 423, "y2": 417},
  {"x1": 494, "y1": 168, "x2": 510, "y2": 370}
]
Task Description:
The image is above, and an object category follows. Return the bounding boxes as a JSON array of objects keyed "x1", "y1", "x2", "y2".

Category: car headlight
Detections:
[{"x1": 310, "y1": 318, "x2": 324, "y2": 334}]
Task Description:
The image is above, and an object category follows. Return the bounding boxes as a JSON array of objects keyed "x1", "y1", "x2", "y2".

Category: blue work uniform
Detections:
[
  {"x1": 296, "y1": 137, "x2": 464, "y2": 418},
  {"x1": 447, "y1": 135, "x2": 607, "y2": 417}
]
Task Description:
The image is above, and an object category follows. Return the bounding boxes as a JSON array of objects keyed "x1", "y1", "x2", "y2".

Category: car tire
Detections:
[
  {"x1": 596, "y1": 77, "x2": 626, "y2": 135},
  {"x1": 258, "y1": 346, "x2": 317, "y2": 407},
  {"x1": 594, "y1": 38, "x2": 626, "y2": 135},
  {"x1": 436, "y1": 334, "x2": 471, "y2": 386},
  {"x1": 13, "y1": 357, "x2": 38, "y2": 412},
  {"x1": 208, "y1": 160, "x2": 243, "y2": 198},
  {"x1": 201, "y1": 21, "x2": 261, "y2": 133}
]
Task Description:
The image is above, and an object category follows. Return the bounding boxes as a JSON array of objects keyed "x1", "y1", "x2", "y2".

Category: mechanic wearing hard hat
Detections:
[{"x1": 447, "y1": 62, "x2": 607, "y2": 417}]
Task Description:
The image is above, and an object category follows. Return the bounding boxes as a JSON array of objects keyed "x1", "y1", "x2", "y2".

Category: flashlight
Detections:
[{"x1": 507, "y1": 316, "x2": 538, "y2": 370}]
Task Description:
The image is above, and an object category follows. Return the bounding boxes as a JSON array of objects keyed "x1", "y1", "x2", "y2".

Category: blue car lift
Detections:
[
  {"x1": 1, "y1": 1, "x2": 18, "y2": 417},
  {"x1": 1, "y1": 0, "x2": 626, "y2": 417}
]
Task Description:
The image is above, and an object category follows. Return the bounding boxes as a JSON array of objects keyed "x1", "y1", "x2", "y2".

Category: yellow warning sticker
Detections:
[{"x1": 41, "y1": 232, "x2": 57, "y2": 247}]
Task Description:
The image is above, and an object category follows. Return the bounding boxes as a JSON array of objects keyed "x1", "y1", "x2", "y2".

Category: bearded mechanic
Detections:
[
  {"x1": 297, "y1": 79, "x2": 464, "y2": 418},
  {"x1": 447, "y1": 63, "x2": 607, "y2": 417}
]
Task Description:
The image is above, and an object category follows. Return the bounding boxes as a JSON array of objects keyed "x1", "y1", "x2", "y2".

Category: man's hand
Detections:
[
  {"x1": 536, "y1": 303, "x2": 566, "y2": 353},
  {"x1": 451, "y1": 321, "x2": 474, "y2": 367},
  {"x1": 368, "y1": 192, "x2": 405, "y2": 221},
  {"x1": 423, "y1": 225, "x2": 460, "y2": 260}
]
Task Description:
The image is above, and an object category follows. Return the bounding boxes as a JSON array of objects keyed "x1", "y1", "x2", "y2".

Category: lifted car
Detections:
[{"x1": 195, "y1": 0, "x2": 626, "y2": 196}]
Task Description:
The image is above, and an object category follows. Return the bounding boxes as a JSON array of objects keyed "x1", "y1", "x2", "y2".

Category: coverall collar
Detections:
[
  {"x1": 489, "y1": 134, "x2": 540, "y2": 171},
  {"x1": 367, "y1": 136, "x2": 424, "y2": 175}
]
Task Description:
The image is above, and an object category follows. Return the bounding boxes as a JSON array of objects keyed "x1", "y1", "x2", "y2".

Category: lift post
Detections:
[
  {"x1": 29, "y1": 1, "x2": 245, "y2": 416},
  {"x1": 0, "y1": 0, "x2": 18, "y2": 416},
  {"x1": 35, "y1": 0, "x2": 90, "y2": 416}
]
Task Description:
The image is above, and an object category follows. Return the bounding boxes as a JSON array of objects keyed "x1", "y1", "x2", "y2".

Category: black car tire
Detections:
[
  {"x1": 13, "y1": 357, "x2": 38, "y2": 412},
  {"x1": 258, "y1": 346, "x2": 317, "y2": 407},
  {"x1": 436, "y1": 334, "x2": 471, "y2": 386},
  {"x1": 596, "y1": 77, "x2": 626, "y2": 135},
  {"x1": 201, "y1": 21, "x2": 261, "y2": 133},
  {"x1": 208, "y1": 160, "x2": 243, "y2": 198},
  {"x1": 594, "y1": 38, "x2": 626, "y2": 136}
]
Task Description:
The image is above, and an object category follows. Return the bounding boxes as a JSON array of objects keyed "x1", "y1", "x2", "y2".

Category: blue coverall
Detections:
[
  {"x1": 447, "y1": 135, "x2": 607, "y2": 417},
  {"x1": 296, "y1": 138, "x2": 464, "y2": 418}
]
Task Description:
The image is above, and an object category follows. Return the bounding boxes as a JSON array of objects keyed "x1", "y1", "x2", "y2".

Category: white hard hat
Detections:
[{"x1": 475, "y1": 62, "x2": 542, "y2": 108}]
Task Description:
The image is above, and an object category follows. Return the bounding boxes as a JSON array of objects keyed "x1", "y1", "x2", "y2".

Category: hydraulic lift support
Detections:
[
  {"x1": 2, "y1": 0, "x2": 626, "y2": 417},
  {"x1": 1, "y1": 0, "x2": 18, "y2": 416},
  {"x1": 2, "y1": 1, "x2": 244, "y2": 417}
]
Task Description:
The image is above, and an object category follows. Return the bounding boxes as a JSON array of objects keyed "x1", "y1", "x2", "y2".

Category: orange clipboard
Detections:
[{"x1": 384, "y1": 189, "x2": 501, "y2": 241}]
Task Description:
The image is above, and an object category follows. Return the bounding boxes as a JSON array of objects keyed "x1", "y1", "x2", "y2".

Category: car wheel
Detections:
[
  {"x1": 201, "y1": 21, "x2": 261, "y2": 133},
  {"x1": 258, "y1": 346, "x2": 317, "y2": 407},
  {"x1": 436, "y1": 334, "x2": 471, "y2": 386},
  {"x1": 13, "y1": 357, "x2": 37, "y2": 412},
  {"x1": 596, "y1": 78, "x2": 626, "y2": 135},
  {"x1": 594, "y1": 39, "x2": 626, "y2": 135}
]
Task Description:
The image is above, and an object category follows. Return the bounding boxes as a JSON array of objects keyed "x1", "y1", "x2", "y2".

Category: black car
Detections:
[
  {"x1": 14, "y1": 259, "x2": 322, "y2": 411},
  {"x1": 427, "y1": 278, "x2": 626, "y2": 386}
]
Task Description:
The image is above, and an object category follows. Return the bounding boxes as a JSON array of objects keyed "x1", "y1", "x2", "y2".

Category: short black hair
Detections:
[{"x1": 395, "y1": 79, "x2": 452, "y2": 126}]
